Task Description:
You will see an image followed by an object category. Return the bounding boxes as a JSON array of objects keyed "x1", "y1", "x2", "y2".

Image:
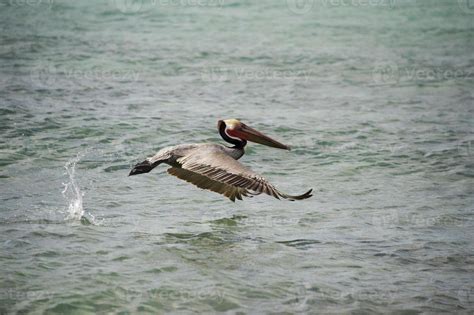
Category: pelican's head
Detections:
[{"x1": 217, "y1": 119, "x2": 290, "y2": 150}]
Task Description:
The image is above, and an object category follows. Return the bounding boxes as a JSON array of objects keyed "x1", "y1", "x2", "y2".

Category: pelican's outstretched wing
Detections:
[{"x1": 168, "y1": 148, "x2": 312, "y2": 202}]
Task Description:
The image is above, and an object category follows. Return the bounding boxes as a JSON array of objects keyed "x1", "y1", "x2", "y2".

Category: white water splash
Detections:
[{"x1": 62, "y1": 153, "x2": 85, "y2": 221}]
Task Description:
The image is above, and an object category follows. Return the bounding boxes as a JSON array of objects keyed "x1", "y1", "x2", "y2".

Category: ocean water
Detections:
[{"x1": 1, "y1": 0, "x2": 473, "y2": 313}]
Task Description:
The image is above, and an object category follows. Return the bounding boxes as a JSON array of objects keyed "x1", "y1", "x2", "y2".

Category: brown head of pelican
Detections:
[{"x1": 129, "y1": 119, "x2": 312, "y2": 202}]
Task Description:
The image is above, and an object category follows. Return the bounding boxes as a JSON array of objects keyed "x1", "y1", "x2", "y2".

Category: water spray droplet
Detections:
[{"x1": 62, "y1": 152, "x2": 85, "y2": 221}]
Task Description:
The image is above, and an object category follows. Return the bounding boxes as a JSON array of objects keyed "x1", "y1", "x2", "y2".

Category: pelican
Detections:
[{"x1": 129, "y1": 119, "x2": 312, "y2": 202}]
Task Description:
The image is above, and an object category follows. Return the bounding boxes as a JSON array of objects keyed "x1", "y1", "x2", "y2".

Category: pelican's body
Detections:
[
  {"x1": 151, "y1": 143, "x2": 245, "y2": 168},
  {"x1": 129, "y1": 119, "x2": 312, "y2": 201}
]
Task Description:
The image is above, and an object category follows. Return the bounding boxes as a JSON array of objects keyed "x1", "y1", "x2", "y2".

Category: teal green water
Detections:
[{"x1": 1, "y1": 0, "x2": 473, "y2": 313}]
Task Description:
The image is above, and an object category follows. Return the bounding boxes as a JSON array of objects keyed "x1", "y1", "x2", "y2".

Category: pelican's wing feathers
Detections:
[{"x1": 167, "y1": 147, "x2": 312, "y2": 201}]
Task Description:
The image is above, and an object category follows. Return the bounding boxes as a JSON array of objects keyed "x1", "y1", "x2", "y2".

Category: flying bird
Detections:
[{"x1": 129, "y1": 119, "x2": 312, "y2": 202}]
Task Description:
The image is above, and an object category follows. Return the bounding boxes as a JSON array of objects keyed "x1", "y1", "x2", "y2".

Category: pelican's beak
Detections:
[{"x1": 237, "y1": 123, "x2": 290, "y2": 150}]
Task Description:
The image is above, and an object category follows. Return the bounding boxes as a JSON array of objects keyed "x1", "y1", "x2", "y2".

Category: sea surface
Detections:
[{"x1": 1, "y1": 0, "x2": 473, "y2": 313}]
